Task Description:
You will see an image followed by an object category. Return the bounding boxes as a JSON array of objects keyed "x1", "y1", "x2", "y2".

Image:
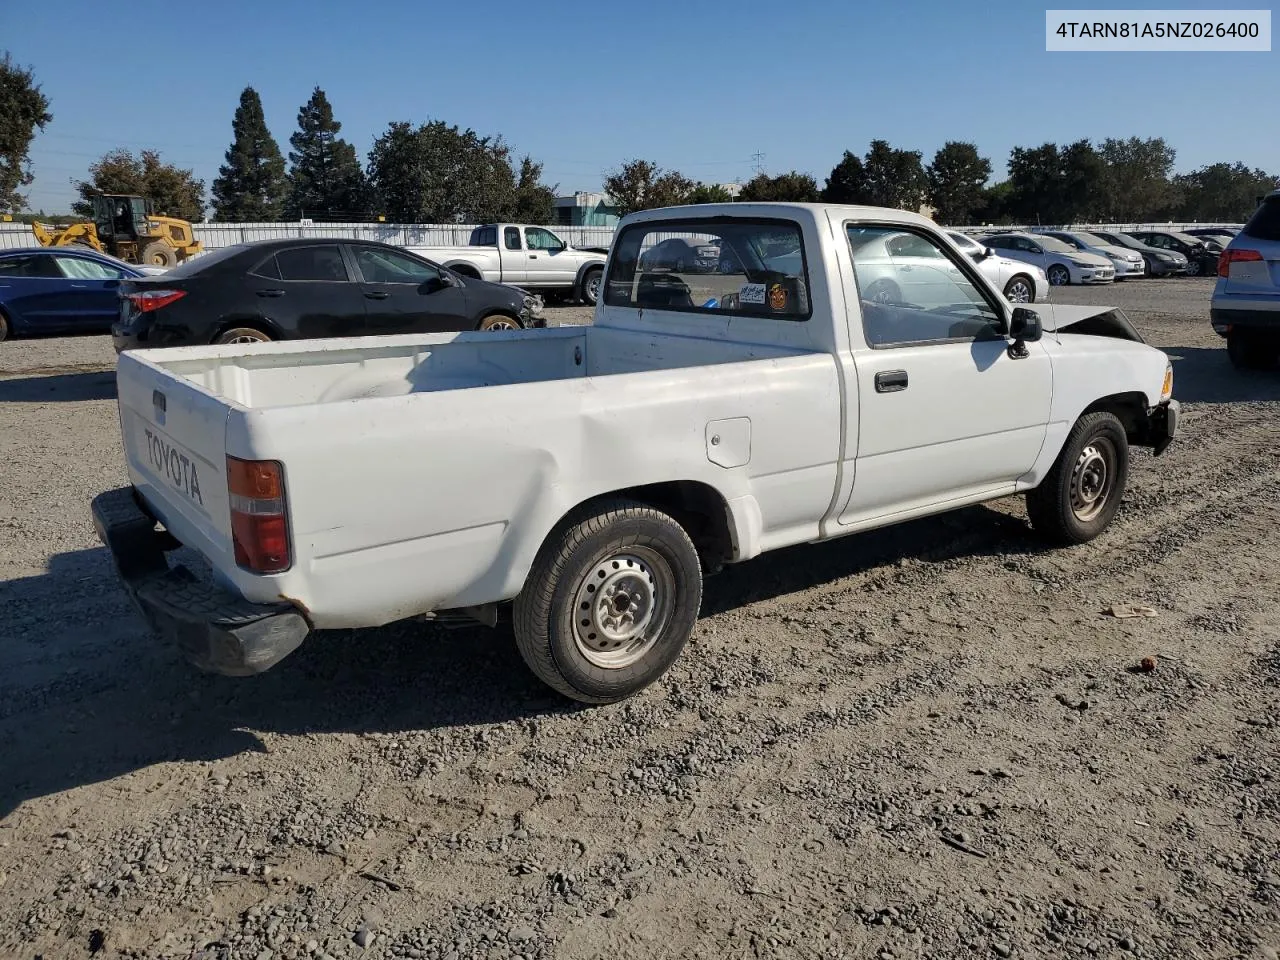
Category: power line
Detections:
[{"x1": 751, "y1": 151, "x2": 766, "y2": 176}]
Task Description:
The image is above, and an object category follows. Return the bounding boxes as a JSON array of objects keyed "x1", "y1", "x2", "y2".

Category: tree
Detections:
[
  {"x1": 926, "y1": 141, "x2": 991, "y2": 224},
  {"x1": 512, "y1": 155, "x2": 556, "y2": 223},
  {"x1": 285, "y1": 86, "x2": 368, "y2": 220},
  {"x1": 687, "y1": 182, "x2": 734, "y2": 204},
  {"x1": 368, "y1": 120, "x2": 531, "y2": 223},
  {"x1": 72, "y1": 149, "x2": 205, "y2": 221},
  {"x1": 1006, "y1": 140, "x2": 1104, "y2": 224},
  {"x1": 212, "y1": 87, "x2": 288, "y2": 221},
  {"x1": 821, "y1": 151, "x2": 869, "y2": 204},
  {"x1": 1097, "y1": 137, "x2": 1176, "y2": 221},
  {"x1": 1173, "y1": 162, "x2": 1278, "y2": 222},
  {"x1": 0, "y1": 53, "x2": 52, "y2": 211},
  {"x1": 862, "y1": 140, "x2": 928, "y2": 211},
  {"x1": 737, "y1": 171, "x2": 819, "y2": 202},
  {"x1": 602, "y1": 159, "x2": 693, "y2": 216},
  {"x1": 971, "y1": 180, "x2": 1014, "y2": 225}
]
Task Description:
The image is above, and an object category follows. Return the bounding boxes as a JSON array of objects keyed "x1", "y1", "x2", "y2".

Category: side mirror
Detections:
[
  {"x1": 982, "y1": 246, "x2": 996, "y2": 259},
  {"x1": 1008, "y1": 307, "x2": 1042, "y2": 358},
  {"x1": 439, "y1": 271, "x2": 458, "y2": 287}
]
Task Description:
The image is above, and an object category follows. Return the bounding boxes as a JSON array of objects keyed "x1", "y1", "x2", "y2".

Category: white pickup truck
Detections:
[
  {"x1": 409, "y1": 224, "x2": 609, "y2": 304},
  {"x1": 92, "y1": 203, "x2": 1179, "y2": 704}
]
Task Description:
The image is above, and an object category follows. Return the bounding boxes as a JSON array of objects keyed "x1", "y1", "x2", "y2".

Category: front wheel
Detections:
[
  {"x1": 1228, "y1": 331, "x2": 1279, "y2": 370},
  {"x1": 477, "y1": 313, "x2": 522, "y2": 331},
  {"x1": 580, "y1": 267, "x2": 603, "y2": 306},
  {"x1": 140, "y1": 242, "x2": 178, "y2": 267},
  {"x1": 1003, "y1": 275, "x2": 1035, "y2": 303},
  {"x1": 1046, "y1": 264, "x2": 1071, "y2": 286},
  {"x1": 1185, "y1": 258, "x2": 1203, "y2": 277},
  {"x1": 1026, "y1": 412, "x2": 1129, "y2": 545},
  {"x1": 513, "y1": 499, "x2": 702, "y2": 704}
]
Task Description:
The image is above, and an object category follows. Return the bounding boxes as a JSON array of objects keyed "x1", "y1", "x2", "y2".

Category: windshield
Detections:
[
  {"x1": 1075, "y1": 232, "x2": 1111, "y2": 247},
  {"x1": 1170, "y1": 232, "x2": 1201, "y2": 245},
  {"x1": 160, "y1": 244, "x2": 246, "y2": 278},
  {"x1": 1037, "y1": 236, "x2": 1075, "y2": 254},
  {"x1": 947, "y1": 232, "x2": 980, "y2": 250}
]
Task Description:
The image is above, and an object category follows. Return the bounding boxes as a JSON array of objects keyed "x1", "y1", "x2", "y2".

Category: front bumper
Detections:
[
  {"x1": 1148, "y1": 259, "x2": 1187, "y2": 276},
  {"x1": 1146, "y1": 399, "x2": 1180, "y2": 457},
  {"x1": 91, "y1": 487, "x2": 310, "y2": 676}
]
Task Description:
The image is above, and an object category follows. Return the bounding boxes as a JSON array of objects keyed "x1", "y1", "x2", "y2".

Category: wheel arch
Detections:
[
  {"x1": 574, "y1": 259, "x2": 605, "y2": 290},
  {"x1": 211, "y1": 314, "x2": 285, "y2": 343},
  {"x1": 1080, "y1": 391, "x2": 1151, "y2": 445}
]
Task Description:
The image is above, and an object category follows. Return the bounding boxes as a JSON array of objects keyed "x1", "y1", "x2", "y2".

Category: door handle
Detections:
[
  {"x1": 874, "y1": 370, "x2": 908, "y2": 393},
  {"x1": 256, "y1": 289, "x2": 285, "y2": 298},
  {"x1": 70, "y1": 283, "x2": 89, "y2": 288},
  {"x1": 364, "y1": 291, "x2": 390, "y2": 300},
  {"x1": 529, "y1": 254, "x2": 538, "y2": 259}
]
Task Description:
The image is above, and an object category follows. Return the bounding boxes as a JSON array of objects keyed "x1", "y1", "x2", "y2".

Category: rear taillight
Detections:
[
  {"x1": 1218, "y1": 248, "x2": 1263, "y2": 278},
  {"x1": 226, "y1": 456, "x2": 291, "y2": 573},
  {"x1": 126, "y1": 289, "x2": 187, "y2": 312}
]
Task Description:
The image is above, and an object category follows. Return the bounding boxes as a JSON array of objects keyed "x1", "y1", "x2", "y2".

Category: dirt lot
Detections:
[{"x1": 2, "y1": 279, "x2": 1278, "y2": 960}]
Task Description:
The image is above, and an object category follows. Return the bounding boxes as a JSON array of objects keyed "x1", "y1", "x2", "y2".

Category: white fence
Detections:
[
  {"x1": 0, "y1": 218, "x2": 1243, "y2": 253},
  {"x1": 0, "y1": 221, "x2": 616, "y2": 251}
]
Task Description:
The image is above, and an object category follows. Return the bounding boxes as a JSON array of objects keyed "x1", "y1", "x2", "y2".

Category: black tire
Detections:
[
  {"x1": 1185, "y1": 257, "x2": 1203, "y2": 277},
  {"x1": 1003, "y1": 274, "x2": 1036, "y2": 303},
  {"x1": 864, "y1": 278, "x2": 901, "y2": 304},
  {"x1": 477, "y1": 313, "x2": 522, "y2": 331},
  {"x1": 1046, "y1": 264, "x2": 1071, "y2": 287},
  {"x1": 580, "y1": 267, "x2": 603, "y2": 306},
  {"x1": 214, "y1": 326, "x2": 273, "y2": 345},
  {"x1": 0, "y1": 308, "x2": 9, "y2": 343},
  {"x1": 1026, "y1": 412, "x2": 1129, "y2": 546},
  {"x1": 513, "y1": 498, "x2": 702, "y2": 704},
  {"x1": 1227, "y1": 331, "x2": 1278, "y2": 370},
  {"x1": 140, "y1": 242, "x2": 178, "y2": 267}
]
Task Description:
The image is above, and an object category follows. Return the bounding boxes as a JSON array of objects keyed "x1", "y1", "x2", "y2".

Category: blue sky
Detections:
[{"x1": 4, "y1": 0, "x2": 1275, "y2": 214}]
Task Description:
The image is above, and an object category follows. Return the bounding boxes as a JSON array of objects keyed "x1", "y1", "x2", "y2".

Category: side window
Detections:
[
  {"x1": 526, "y1": 227, "x2": 564, "y2": 251},
  {"x1": 54, "y1": 256, "x2": 122, "y2": 280},
  {"x1": 251, "y1": 254, "x2": 281, "y2": 280},
  {"x1": 847, "y1": 224, "x2": 1004, "y2": 348},
  {"x1": 986, "y1": 237, "x2": 1011, "y2": 250},
  {"x1": 470, "y1": 227, "x2": 497, "y2": 246},
  {"x1": 504, "y1": 227, "x2": 522, "y2": 250},
  {"x1": 605, "y1": 218, "x2": 811, "y2": 321},
  {"x1": 275, "y1": 245, "x2": 349, "y2": 282},
  {"x1": 355, "y1": 248, "x2": 440, "y2": 284},
  {"x1": 0, "y1": 255, "x2": 61, "y2": 278}
]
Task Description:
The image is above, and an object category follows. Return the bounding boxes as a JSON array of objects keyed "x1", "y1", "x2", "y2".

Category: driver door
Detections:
[
  {"x1": 524, "y1": 227, "x2": 575, "y2": 285},
  {"x1": 839, "y1": 223, "x2": 1052, "y2": 525},
  {"x1": 350, "y1": 245, "x2": 470, "y2": 333}
]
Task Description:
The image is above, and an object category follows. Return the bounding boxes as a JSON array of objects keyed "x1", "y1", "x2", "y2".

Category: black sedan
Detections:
[
  {"x1": 113, "y1": 239, "x2": 543, "y2": 351},
  {"x1": 1126, "y1": 230, "x2": 1221, "y2": 278}
]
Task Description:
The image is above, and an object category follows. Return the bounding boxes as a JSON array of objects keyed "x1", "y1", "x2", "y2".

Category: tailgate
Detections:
[{"x1": 116, "y1": 351, "x2": 234, "y2": 560}]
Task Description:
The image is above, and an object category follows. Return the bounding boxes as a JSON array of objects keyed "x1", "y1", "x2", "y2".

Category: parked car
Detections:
[
  {"x1": 945, "y1": 232, "x2": 1049, "y2": 302},
  {"x1": 1127, "y1": 230, "x2": 1219, "y2": 277},
  {"x1": 983, "y1": 232, "x2": 1115, "y2": 286},
  {"x1": 0, "y1": 246, "x2": 147, "y2": 342},
  {"x1": 640, "y1": 237, "x2": 721, "y2": 273},
  {"x1": 1211, "y1": 189, "x2": 1280, "y2": 369},
  {"x1": 1088, "y1": 230, "x2": 1188, "y2": 277},
  {"x1": 92, "y1": 202, "x2": 1179, "y2": 704},
  {"x1": 409, "y1": 224, "x2": 608, "y2": 305},
  {"x1": 1185, "y1": 227, "x2": 1238, "y2": 246},
  {"x1": 112, "y1": 239, "x2": 543, "y2": 352},
  {"x1": 1041, "y1": 231, "x2": 1146, "y2": 279}
]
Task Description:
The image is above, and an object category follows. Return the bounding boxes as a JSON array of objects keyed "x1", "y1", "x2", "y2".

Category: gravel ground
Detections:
[{"x1": 2, "y1": 278, "x2": 1279, "y2": 960}]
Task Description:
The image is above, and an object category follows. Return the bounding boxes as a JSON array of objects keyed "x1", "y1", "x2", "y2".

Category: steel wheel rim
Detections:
[
  {"x1": 1069, "y1": 438, "x2": 1116, "y2": 523},
  {"x1": 1007, "y1": 280, "x2": 1032, "y2": 302},
  {"x1": 484, "y1": 317, "x2": 518, "y2": 331},
  {"x1": 585, "y1": 274, "x2": 601, "y2": 303},
  {"x1": 1048, "y1": 266, "x2": 1069, "y2": 286},
  {"x1": 572, "y1": 548, "x2": 673, "y2": 669}
]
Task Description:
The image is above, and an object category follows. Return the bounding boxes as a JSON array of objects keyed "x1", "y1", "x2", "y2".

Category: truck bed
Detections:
[{"x1": 145, "y1": 326, "x2": 808, "y2": 409}]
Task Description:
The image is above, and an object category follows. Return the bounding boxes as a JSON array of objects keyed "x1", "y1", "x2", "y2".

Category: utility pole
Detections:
[{"x1": 751, "y1": 152, "x2": 766, "y2": 177}]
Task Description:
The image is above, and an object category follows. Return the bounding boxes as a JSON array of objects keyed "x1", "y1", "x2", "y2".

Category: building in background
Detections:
[{"x1": 553, "y1": 192, "x2": 620, "y2": 227}]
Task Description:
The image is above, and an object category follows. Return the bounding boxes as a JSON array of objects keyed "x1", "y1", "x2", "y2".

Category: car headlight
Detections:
[
  {"x1": 1161, "y1": 362, "x2": 1173, "y2": 401},
  {"x1": 1069, "y1": 259, "x2": 1092, "y2": 268},
  {"x1": 1155, "y1": 252, "x2": 1176, "y2": 262}
]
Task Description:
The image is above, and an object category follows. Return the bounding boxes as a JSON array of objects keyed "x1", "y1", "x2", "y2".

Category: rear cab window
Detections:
[
  {"x1": 470, "y1": 226, "x2": 498, "y2": 247},
  {"x1": 605, "y1": 218, "x2": 811, "y2": 321}
]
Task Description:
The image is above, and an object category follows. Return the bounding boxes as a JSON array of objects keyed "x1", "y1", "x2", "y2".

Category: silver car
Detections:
[
  {"x1": 983, "y1": 232, "x2": 1115, "y2": 286},
  {"x1": 1042, "y1": 230, "x2": 1145, "y2": 279},
  {"x1": 1212, "y1": 189, "x2": 1280, "y2": 369},
  {"x1": 947, "y1": 231, "x2": 1049, "y2": 302}
]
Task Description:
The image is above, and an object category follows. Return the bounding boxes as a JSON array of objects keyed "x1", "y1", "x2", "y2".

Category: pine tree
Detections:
[
  {"x1": 285, "y1": 87, "x2": 368, "y2": 221},
  {"x1": 212, "y1": 87, "x2": 287, "y2": 221}
]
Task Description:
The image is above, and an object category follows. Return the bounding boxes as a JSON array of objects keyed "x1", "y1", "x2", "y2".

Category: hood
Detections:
[
  {"x1": 1069, "y1": 252, "x2": 1113, "y2": 268},
  {"x1": 1035, "y1": 304, "x2": 1144, "y2": 342},
  {"x1": 1099, "y1": 245, "x2": 1143, "y2": 261}
]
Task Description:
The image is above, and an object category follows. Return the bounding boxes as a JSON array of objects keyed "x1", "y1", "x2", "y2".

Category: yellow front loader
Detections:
[{"x1": 31, "y1": 195, "x2": 202, "y2": 267}]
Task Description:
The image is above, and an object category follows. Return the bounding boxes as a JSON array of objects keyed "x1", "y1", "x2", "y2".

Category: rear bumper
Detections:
[
  {"x1": 1211, "y1": 305, "x2": 1280, "y2": 337},
  {"x1": 91, "y1": 486, "x2": 310, "y2": 676}
]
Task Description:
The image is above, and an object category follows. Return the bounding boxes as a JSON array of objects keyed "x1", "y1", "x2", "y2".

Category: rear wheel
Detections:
[
  {"x1": 1003, "y1": 275, "x2": 1035, "y2": 303},
  {"x1": 140, "y1": 242, "x2": 178, "y2": 267},
  {"x1": 477, "y1": 313, "x2": 522, "y2": 331},
  {"x1": 581, "y1": 267, "x2": 603, "y2": 306},
  {"x1": 214, "y1": 326, "x2": 273, "y2": 345},
  {"x1": 1185, "y1": 257, "x2": 1203, "y2": 277},
  {"x1": 1046, "y1": 264, "x2": 1071, "y2": 286},
  {"x1": 1027, "y1": 412, "x2": 1129, "y2": 545},
  {"x1": 1227, "y1": 331, "x2": 1279, "y2": 370},
  {"x1": 513, "y1": 498, "x2": 702, "y2": 704},
  {"x1": 0, "y1": 309, "x2": 10, "y2": 343}
]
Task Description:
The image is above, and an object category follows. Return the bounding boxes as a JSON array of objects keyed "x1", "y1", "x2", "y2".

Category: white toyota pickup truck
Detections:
[
  {"x1": 409, "y1": 224, "x2": 608, "y2": 304},
  {"x1": 92, "y1": 203, "x2": 1179, "y2": 704}
]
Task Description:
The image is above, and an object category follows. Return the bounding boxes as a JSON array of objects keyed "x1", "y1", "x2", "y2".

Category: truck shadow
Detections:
[
  {"x1": 0, "y1": 369, "x2": 117, "y2": 403},
  {"x1": 0, "y1": 504, "x2": 1042, "y2": 819},
  {"x1": 1163, "y1": 344, "x2": 1280, "y2": 404}
]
